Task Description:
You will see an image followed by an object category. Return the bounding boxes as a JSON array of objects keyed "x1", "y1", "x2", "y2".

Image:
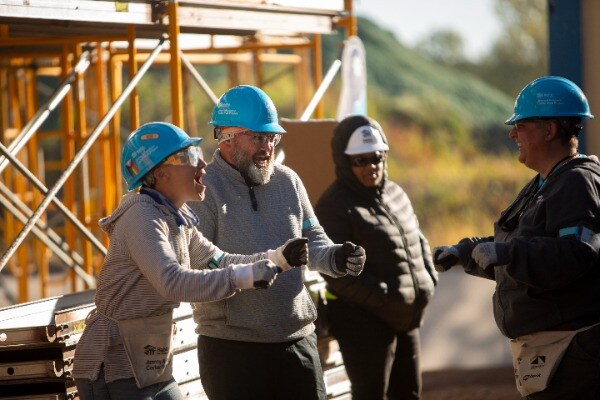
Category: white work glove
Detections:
[
  {"x1": 433, "y1": 245, "x2": 462, "y2": 272},
  {"x1": 472, "y1": 242, "x2": 499, "y2": 270},
  {"x1": 333, "y1": 242, "x2": 365, "y2": 276},
  {"x1": 231, "y1": 260, "x2": 281, "y2": 290},
  {"x1": 266, "y1": 237, "x2": 309, "y2": 271}
]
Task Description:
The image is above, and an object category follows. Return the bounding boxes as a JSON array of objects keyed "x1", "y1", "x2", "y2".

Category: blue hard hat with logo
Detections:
[
  {"x1": 506, "y1": 76, "x2": 594, "y2": 125},
  {"x1": 121, "y1": 122, "x2": 202, "y2": 191},
  {"x1": 210, "y1": 85, "x2": 286, "y2": 134}
]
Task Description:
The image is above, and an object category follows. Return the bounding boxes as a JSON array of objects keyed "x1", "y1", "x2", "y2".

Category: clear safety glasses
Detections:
[
  {"x1": 163, "y1": 146, "x2": 202, "y2": 167},
  {"x1": 216, "y1": 127, "x2": 281, "y2": 147},
  {"x1": 349, "y1": 151, "x2": 387, "y2": 167}
]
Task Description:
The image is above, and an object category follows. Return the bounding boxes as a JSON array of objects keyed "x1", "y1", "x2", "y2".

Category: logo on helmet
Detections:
[
  {"x1": 361, "y1": 128, "x2": 377, "y2": 145},
  {"x1": 125, "y1": 159, "x2": 139, "y2": 178},
  {"x1": 140, "y1": 133, "x2": 159, "y2": 140}
]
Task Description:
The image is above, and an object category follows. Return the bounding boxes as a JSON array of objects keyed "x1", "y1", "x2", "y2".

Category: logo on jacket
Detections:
[
  {"x1": 535, "y1": 195, "x2": 544, "y2": 205},
  {"x1": 144, "y1": 344, "x2": 169, "y2": 356},
  {"x1": 523, "y1": 373, "x2": 542, "y2": 381},
  {"x1": 531, "y1": 355, "x2": 545, "y2": 365}
]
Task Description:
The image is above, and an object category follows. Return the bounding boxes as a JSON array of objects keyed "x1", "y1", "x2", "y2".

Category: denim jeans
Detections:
[{"x1": 75, "y1": 367, "x2": 184, "y2": 400}]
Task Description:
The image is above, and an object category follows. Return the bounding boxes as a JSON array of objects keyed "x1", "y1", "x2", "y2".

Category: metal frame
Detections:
[{"x1": 0, "y1": 0, "x2": 356, "y2": 303}]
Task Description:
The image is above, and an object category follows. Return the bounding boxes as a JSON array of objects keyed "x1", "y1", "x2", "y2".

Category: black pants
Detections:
[
  {"x1": 197, "y1": 333, "x2": 326, "y2": 400},
  {"x1": 328, "y1": 299, "x2": 421, "y2": 400},
  {"x1": 527, "y1": 323, "x2": 600, "y2": 400}
]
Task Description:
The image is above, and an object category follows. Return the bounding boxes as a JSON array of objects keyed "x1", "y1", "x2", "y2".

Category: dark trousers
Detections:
[
  {"x1": 197, "y1": 333, "x2": 326, "y2": 400},
  {"x1": 328, "y1": 299, "x2": 421, "y2": 400},
  {"x1": 528, "y1": 323, "x2": 600, "y2": 400}
]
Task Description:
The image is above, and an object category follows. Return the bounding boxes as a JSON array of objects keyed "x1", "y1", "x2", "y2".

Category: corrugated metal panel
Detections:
[
  {"x1": 0, "y1": 290, "x2": 351, "y2": 399},
  {"x1": 0, "y1": 0, "x2": 341, "y2": 40}
]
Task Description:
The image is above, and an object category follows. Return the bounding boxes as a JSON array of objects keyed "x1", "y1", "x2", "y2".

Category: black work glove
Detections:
[
  {"x1": 433, "y1": 237, "x2": 487, "y2": 272},
  {"x1": 433, "y1": 246, "x2": 461, "y2": 272},
  {"x1": 333, "y1": 242, "x2": 365, "y2": 276},
  {"x1": 282, "y1": 237, "x2": 309, "y2": 267},
  {"x1": 267, "y1": 237, "x2": 309, "y2": 271}
]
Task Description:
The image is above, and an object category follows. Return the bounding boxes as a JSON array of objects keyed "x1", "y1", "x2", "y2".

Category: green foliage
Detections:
[
  {"x1": 384, "y1": 128, "x2": 532, "y2": 246},
  {"x1": 320, "y1": 16, "x2": 536, "y2": 246},
  {"x1": 320, "y1": 17, "x2": 516, "y2": 155},
  {"x1": 414, "y1": 0, "x2": 548, "y2": 99},
  {"x1": 125, "y1": 16, "x2": 534, "y2": 246}
]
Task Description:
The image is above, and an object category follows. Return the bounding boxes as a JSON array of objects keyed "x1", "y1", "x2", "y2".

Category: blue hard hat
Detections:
[
  {"x1": 506, "y1": 76, "x2": 594, "y2": 125},
  {"x1": 121, "y1": 122, "x2": 202, "y2": 191},
  {"x1": 210, "y1": 85, "x2": 286, "y2": 134}
]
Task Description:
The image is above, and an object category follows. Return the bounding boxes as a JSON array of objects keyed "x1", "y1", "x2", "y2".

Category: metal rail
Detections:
[
  {"x1": 0, "y1": 51, "x2": 91, "y2": 174},
  {"x1": 0, "y1": 184, "x2": 86, "y2": 269},
  {"x1": 180, "y1": 50, "x2": 219, "y2": 105},
  {"x1": 0, "y1": 35, "x2": 169, "y2": 273},
  {"x1": 300, "y1": 59, "x2": 341, "y2": 121},
  {"x1": 0, "y1": 142, "x2": 107, "y2": 256},
  {"x1": 0, "y1": 192, "x2": 94, "y2": 287}
]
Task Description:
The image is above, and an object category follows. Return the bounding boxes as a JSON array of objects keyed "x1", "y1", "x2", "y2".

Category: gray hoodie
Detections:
[{"x1": 74, "y1": 191, "x2": 267, "y2": 382}]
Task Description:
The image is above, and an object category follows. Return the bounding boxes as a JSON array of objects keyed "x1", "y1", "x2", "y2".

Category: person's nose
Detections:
[
  {"x1": 259, "y1": 138, "x2": 274, "y2": 149},
  {"x1": 508, "y1": 127, "x2": 517, "y2": 139},
  {"x1": 196, "y1": 158, "x2": 207, "y2": 172}
]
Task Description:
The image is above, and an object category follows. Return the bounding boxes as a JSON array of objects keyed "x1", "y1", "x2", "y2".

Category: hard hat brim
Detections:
[
  {"x1": 252, "y1": 122, "x2": 286, "y2": 134},
  {"x1": 505, "y1": 112, "x2": 595, "y2": 125}
]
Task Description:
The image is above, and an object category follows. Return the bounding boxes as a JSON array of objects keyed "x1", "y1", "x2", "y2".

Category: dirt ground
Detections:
[{"x1": 422, "y1": 366, "x2": 521, "y2": 400}]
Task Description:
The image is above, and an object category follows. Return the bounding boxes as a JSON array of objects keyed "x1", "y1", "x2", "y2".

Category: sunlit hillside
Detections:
[
  {"x1": 123, "y1": 16, "x2": 534, "y2": 247},
  {"x1": 320, "y1": 17, "x2": 534, "y2": 246}
]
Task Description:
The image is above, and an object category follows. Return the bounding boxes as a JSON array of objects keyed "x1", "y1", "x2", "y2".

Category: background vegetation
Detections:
[{"x1": 125, "y1": 0, "x2": 547, "y2": 247}]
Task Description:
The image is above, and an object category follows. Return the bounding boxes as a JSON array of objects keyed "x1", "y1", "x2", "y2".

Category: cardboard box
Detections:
[{"x1": 279, "y1": 119, "x2": 337, "y2": 206}]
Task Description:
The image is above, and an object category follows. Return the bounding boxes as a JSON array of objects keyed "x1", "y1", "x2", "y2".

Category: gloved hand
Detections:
[
  {"x1": 472, "y1": 242, "x2": 499, "y2": 270},
  {"x1": 266, "y1": 237, "x2": 309, "y2": 271},
  {"x1": 433, "y1": 246, "x2": 461, "y2": 272},
  {"x1": 333, "y1": 242, "x2": 366, "y2": 276},
  {"x1": 231, "y1": 260, "x2": 282, "y2": 290}
]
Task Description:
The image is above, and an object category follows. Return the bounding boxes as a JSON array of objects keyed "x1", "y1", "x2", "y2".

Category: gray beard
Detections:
[{"x1": 232, "y1": 145, "x2": 273, "y2": 185}]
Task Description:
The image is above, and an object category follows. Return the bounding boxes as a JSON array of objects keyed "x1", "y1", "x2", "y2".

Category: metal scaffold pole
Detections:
[{"x1": 0, "y1": 35, "x2": 169, "y2": 273}]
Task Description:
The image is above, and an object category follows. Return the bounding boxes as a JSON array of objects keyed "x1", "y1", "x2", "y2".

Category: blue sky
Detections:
[{"x1": 354, "y1": 0, "x2": 501, "y2": 60}]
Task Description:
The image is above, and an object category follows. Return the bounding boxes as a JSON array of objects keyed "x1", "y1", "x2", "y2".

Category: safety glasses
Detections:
[
  {"x1": 349, "y1": 151, "x2": 386, "y2": 167},
  {"x1": 163, "y1": 146, "x2": 202, "y2": 167},
  {"x1": 215, "y1": 127, "x2": 281, "y2": 147},
  {"x1": 235, "y1": 131, "x2": 281, "y2": 147}
]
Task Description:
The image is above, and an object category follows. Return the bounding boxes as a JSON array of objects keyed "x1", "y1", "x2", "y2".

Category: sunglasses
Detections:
[
  {"x1": 349, "y1": 152, "x2": 386, "y2": 167},
  {"x1": 163, "y1": 146, "x2": 202, "y2": 167}
]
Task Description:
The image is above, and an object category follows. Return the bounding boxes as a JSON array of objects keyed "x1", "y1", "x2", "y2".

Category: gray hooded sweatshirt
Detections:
[{"x1": 74, "y1": 191, "x2": 267, "y2": 383}]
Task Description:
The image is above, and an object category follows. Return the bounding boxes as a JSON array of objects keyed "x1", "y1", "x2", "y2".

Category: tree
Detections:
[
  {"x1": 415, "y1": 30, "x2": 467, "y2": 66},
  {"x1": 479, "y1": 0, "x2": 548, "y2": 97}
]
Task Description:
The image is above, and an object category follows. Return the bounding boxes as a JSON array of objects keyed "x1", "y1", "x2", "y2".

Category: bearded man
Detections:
[{"x1": 188, "y1": 85, "x2": 366, "y2": 400}]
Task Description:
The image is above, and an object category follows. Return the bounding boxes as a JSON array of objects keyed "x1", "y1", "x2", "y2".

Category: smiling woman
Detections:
[
  {"x1": 433, "y1": 76, "x2": 600, "y2": 397},
  {"x1": 315, "y1": 114, "x2": 438, "y2": 399}
]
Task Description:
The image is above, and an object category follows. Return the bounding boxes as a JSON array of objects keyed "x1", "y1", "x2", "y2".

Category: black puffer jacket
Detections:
[{"x1": 315, "y1": 116, "x2": 437, "y2": 332}]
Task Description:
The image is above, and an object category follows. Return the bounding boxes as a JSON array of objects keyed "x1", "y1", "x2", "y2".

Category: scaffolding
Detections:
[{"x1": 0, "y1": 0, "x2": 356, "y2": 304}]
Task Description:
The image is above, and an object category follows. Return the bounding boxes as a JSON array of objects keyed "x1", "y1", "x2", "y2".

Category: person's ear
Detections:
[
  {"x1": 545, "y1": 120, "x2": 559, "y2": 141},
  {"x1": 154, "y1": 165, "x2": 169, "y2": 182},
  {"x1": 219, "y1": 139, "x2": 234, "y2": 161}
]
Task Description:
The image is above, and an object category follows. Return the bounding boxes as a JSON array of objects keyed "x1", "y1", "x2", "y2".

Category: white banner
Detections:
[{"x1": 337, "y1": 35, "x2": 367, "y2": 120}]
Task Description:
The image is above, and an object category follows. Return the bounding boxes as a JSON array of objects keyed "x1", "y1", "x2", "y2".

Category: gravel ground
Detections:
[{"x1": 422, "y1": 366, "x2": 521, "y2": 400}]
